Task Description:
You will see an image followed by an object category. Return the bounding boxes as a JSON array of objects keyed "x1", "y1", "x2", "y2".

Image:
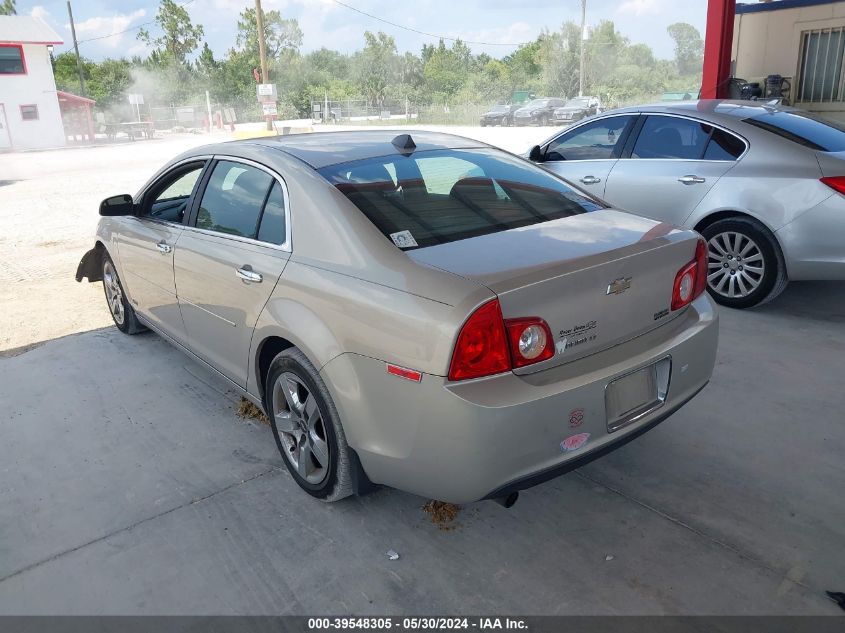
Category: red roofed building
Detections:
[{"x1": 0, "y1": 15, "x2": 66, "y2": 150}]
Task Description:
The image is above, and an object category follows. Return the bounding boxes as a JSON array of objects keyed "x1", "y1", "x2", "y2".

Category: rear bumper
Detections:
[
  {"x1": 321, "y1": 295, "x2": 718, "y2": 503},
  {"x1": 777, "y1": 193, "x2": 845, "y2": 280}
]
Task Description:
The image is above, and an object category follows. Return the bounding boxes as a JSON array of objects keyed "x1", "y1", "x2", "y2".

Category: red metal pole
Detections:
[{"x1": 701, "y1": 0, "x2": 735, "y2": 99}]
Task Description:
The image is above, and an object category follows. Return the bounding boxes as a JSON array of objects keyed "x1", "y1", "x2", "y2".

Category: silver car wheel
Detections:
[
  {"x1": 707, "y1": 231, "x2": 765, "y2": 299},
  {"x1": 103, "y1": 260, "x2": 125, "y2": 325},
  {"x1": 272, "y1": 372, "x2": 330, "y2": 485}
]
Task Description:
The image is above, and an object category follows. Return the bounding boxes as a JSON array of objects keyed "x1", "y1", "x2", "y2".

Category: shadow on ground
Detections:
[{"x1": 0, "y1": 289, "x2": 842, "y2": 615}]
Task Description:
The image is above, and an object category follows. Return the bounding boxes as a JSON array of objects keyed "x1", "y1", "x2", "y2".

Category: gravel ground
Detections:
[{"x1": 0, "y1": 124, "x2": 554, "y2": 353}]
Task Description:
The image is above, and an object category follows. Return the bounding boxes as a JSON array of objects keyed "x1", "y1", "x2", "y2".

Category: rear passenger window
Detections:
[
  {"x1": 256, "y1": 182, "x2": 287, "y2": 245},
  {"x1": 703, "y1": 128, "x2": 746, "y2": 160},
  {"x1": 632, "y1": 116, "x2": 711, "y2": 160},
  {"x1": 196, "y1": 161, "x2": 272, "y2": 238}
]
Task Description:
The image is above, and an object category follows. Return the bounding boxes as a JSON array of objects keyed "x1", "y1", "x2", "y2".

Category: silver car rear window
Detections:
[
  {"x1": 744, "y1": 110, "x2": 845, "y2": 152},
  {"x1": 319, "y1": 148, "x2": 605, "y2": 250}
]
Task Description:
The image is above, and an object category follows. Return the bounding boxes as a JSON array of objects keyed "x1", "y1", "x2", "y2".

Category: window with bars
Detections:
[{"x1": 797, "y1": 28, "x2": 845, "y2": 103}]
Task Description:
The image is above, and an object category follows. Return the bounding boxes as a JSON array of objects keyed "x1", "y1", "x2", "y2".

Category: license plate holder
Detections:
[{"x1": 605, "y1": 357, "x2": 670, "y2": 432}]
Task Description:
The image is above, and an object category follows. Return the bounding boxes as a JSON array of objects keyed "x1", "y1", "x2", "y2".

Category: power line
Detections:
[
  {"x1": 77, "y1": 0, "x2": 195, "y2": 46},
  {"x1": 330, "y1": 0, "x2": 530, "y2": 47}
]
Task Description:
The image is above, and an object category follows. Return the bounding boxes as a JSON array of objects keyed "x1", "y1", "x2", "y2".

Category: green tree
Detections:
[
  {"x1": 236, "y1": 7, "x2": 302, "y2": 59},
  {"x1": 355, "y1": 31, "x2": 397, "y2": 106},
  {"x1": 0, "y1": 0, "x2": 15, "y2": 15},
  {"x1": 667, "y1": 22, "x2": 704, "y2": 76},
  {"x1": 138, "y1": 0, "x2": 204, "y2": 65}
]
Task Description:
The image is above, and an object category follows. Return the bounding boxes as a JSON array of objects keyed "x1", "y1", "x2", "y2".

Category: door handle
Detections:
[
  {"x1": 678, "y1": 175, "x2": 706, "y2": 185},
  {"x1": 156, "y1": 241, "x2": 172, "y2": 254},
  {"x1": 580, "y1": 175, "x2": 601, "y2": 185},
  {"x1": 236, "y1": 266, "x2": 263, "y2": 284}
]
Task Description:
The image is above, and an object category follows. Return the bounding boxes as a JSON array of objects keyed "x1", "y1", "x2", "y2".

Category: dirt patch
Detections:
[
  {"x1": 422, "y1": 500, "x2": 461, "y2": 531},
  {"x1": 36, "y1": 240, "x2": 64, "y2": 248},
  {"x1": 236, "y1": 397, "x2": 269, "y2": 424}
]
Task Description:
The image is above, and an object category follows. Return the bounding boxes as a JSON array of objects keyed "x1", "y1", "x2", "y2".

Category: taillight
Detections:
[
  {"x1": 447, "y1": 299, "x2": 510, "y2": 381},
  {"x1": 821, "y1": 176, "x2": 845, "y2": 195},
  {"x1": 448, "y1": 300, "x2": 555, "y2": 381},
  {"x1": 505, "y1": 317, "x2": 554, "y2": 368},
  {"x1": 672, "y1": 238, "x2": 708, "y2": 311}
]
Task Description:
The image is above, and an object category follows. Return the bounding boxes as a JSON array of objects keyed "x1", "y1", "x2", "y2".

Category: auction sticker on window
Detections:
[{"x1": 390, "y1": 230, "x2": 418, "y2": 248}]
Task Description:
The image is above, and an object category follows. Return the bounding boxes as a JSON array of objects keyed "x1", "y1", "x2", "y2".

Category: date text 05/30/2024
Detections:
[{"x1": 308, "y1": 617, "x2": 528, "y2": 630}]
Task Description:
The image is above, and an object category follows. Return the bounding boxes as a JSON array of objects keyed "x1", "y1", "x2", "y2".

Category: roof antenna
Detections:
[{"x1": 392, "y1": 133, "x2": 416, "y2": 155}]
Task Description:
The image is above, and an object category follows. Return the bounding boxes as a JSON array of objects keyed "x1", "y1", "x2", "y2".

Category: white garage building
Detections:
[{"x1": 0, "y1": 15, "x2": 65, "y2": 151}]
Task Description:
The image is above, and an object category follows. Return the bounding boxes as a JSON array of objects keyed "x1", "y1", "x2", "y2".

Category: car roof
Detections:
[
  {"x1": 240, "y1": 129, "x2": 491, "y2": 169},
  {"x1": 608, "y1": 99, "x2": 798, "y2": 123}
]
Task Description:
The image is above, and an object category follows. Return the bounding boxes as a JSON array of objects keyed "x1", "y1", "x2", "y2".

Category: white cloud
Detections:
[
  {"x1": 448, "y1": 21, "x2": 535, "y2": 47},
  {"x1": 617, "y1": 0, "x2": 662, "y2": 17},
  {"x1": 70, "y1": 9, "x2": 147, "y2": 49},
  {"x1": 29, "y1": 5, "x2": 50, "y2": 21}
]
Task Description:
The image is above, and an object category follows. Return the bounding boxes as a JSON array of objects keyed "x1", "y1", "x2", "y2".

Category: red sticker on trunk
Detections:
[{"x1": 561, "y1": 432, "x2": 590, "y2": 452}]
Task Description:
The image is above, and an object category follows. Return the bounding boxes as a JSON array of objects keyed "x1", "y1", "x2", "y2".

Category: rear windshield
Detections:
[
  {"x1": 319, "y1": 148, "x2": 604, "y2": 250},
  {"x1": 744, "y1": 110, "x2": 845, "y2": 151}
]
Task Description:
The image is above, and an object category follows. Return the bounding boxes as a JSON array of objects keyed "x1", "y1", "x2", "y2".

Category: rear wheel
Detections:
[
  {"x1": 266, "y1": 348, "x2": 353, "y2": 501},
  {"x1": 701, "y1": 217, "x2": 787, "y2": 308},
  {"x1": 102, "y1": 256, "x2": 145, "y2": 334},
  {"x1": 502, "y1": 116, "x2": 510, "y2": 127},
  {"x1": 539, "y1": 114, "x2": 549, "y2": 126}
]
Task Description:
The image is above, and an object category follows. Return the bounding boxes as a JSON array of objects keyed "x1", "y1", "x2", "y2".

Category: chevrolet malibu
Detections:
[{"x1": 76, "y1": 131, "x2": 718, "y2": 505}]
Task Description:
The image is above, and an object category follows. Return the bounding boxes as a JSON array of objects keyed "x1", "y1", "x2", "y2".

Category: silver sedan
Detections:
[
  {"x1": 529, "y1": 100, "x2": 845, "y2": 308},
  {"x1": 77, "y1": 131, "x2": 717, "y2": 504}
]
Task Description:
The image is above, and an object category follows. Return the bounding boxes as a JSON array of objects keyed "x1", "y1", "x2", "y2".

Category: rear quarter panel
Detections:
[{"x1": 685, "y1": 126, "x2": 831, "y2": 233}]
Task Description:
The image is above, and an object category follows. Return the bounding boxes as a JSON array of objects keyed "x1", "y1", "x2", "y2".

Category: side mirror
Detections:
[
  {"x1": 99, "y1": 194, "x2": 134, "y2": 216},
  {"x1": 528, "y1": 145, "x2": 544, "y2": 162}
]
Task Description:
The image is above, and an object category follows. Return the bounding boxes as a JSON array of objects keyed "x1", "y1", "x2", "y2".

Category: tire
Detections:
[
  {"x1": 480, "y1": 120, "x2": 486, "y2": 127},
  {"x1": 701, "y1": 217, "x2": 788, "y2": 309},
  {"x1": 265, "y1": 348, "x2": 353, "y2": 502},
  {"x1": 539, "y1": 114, "x2": 549, "y2": 126},
  {"x1": 102, "y1": 255, "x2": 145, "y2": 334},
  {"x1": 502, "y1": 117, "x2": 510, "y2": 127}
]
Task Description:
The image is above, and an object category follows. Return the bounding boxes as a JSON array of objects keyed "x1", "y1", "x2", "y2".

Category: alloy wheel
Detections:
[
  {"x1": 707, "y1": 231, "x2": 765, "y2": 299},
  {"x1": 272, "y1": 372, "x2": 330, "y2": 484},
  {"x1": 103, "y1": 261, "x2": 125, "y2": 325}
]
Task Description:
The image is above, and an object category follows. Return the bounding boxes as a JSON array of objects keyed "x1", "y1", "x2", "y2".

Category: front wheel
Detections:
[
  {"x1": 102, "y1": 256, "x2": 145, "y2": 334},
  {"x1": 266, "y1": 348, "x2": 353, "y2": 501},
  {"x1": 701, "y1": 217, "x2": 787, "y2": 309}
]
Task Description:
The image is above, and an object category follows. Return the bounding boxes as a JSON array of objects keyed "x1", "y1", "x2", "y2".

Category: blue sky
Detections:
[{"x1": 22, "y1": 0, "x2": 706, "y2": 62}]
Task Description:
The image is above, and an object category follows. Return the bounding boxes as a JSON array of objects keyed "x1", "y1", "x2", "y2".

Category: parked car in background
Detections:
[
  {"x1": 554, "y1": 97, "x2": 600, "y2": 124},
  {"x1": 480, "y1": 104, "x2": 518, "y2": 127},
  {"x1": 514, "y1": 98, "x2": 566, "y2": 126},
  {"x1": 76, "y1": 130, "x2": 717, "y2": 505},
  {"x1": 527, "y1": 100, "x2": 845, "y2": 308}
]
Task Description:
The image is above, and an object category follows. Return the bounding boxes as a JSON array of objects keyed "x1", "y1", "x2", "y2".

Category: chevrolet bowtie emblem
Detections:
[{"x1": 606, "y1": 277, "x2": 632, "y2": 295}]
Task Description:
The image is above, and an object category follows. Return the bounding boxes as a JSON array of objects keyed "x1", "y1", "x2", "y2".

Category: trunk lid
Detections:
[{"x1": 408, "y1": 209, "x2": 701, "y2": 372}]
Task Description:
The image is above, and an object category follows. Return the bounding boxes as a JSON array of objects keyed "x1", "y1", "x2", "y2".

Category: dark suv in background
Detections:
[
  {"x1": 479, "y1": 104, "x2": 519, "y2": 127},
  {"x1": 514, "y1": 98, "x2": 566, "y2": 126}
]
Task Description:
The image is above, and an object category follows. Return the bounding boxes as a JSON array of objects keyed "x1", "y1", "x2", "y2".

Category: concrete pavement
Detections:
[{"x1": 0, "y1": 282, "x2": 843, "y2": 615}]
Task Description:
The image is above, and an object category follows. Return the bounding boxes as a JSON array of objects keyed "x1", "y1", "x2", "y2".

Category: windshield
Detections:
[
  {"x1": 565, "y1": 99, "x2": 590, "y2": 108},
  {"x1": 319, "y1": 148, "x2": 604, "y2": 250},
  {"x1": 743, "y1": 110, "x2": 845, "y2": 151},
  {"x1": 524, "y1": 100, "x2": 549, "y2": 108}
]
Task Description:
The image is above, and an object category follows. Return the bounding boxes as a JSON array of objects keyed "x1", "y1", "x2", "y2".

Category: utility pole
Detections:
[
  {"x1": 67, "y1": 1, "x2": 86, "y2": 97},
  {"x1": 254, "y1": 0, "x2": 272, "y2": 130},
  {"x1": 578, "y1": 0, "x2": 587, "y2": 97}
]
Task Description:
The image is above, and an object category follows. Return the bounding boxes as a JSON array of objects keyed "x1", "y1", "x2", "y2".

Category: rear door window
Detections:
[
  {"x1": 320, "y1": 148, "x2": 605, "y2": 250},
  {"x1": 703, "y1": 128, "x2": 746, "y2": 161},
  {"x1": 256, "y1": 181, "x2": 287, "y2": 246},
  {"x1": 632, "y1": 115, "x2": 711, "y2": 159},
  {"x1": 195, "y1": 161, "x2": 273, "y2": 238}
]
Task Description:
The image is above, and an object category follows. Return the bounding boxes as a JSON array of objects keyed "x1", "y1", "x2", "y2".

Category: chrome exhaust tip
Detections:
[{"x1": 492, "y1": 491, "x2": 519, "y2": 508}]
